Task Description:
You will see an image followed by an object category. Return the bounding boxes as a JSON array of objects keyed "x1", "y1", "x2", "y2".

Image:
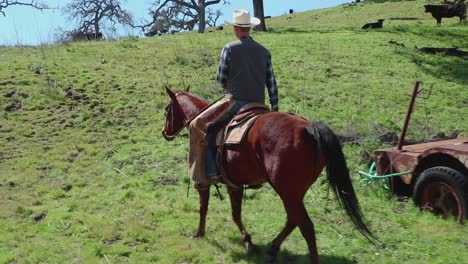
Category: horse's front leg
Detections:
[
  {"x1": 227, "y1": 186, "x2": 255, "y2": 255},
  {"x1": 193, "y1": 183, "x2": 210, "y2": 238}
]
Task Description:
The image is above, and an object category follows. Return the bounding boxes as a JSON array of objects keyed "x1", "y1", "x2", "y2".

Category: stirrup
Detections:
[
  {"x1": 194, "y1": 182, "x2": 210, "y2": 191},
  {"x1": 209, "y1": 175, "x2": 221, "y2": 184}
]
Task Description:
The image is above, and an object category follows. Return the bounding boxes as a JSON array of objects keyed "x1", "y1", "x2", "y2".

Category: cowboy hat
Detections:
[{"x1": 226, "y1": 9, "x2": 261, "y2": 27}]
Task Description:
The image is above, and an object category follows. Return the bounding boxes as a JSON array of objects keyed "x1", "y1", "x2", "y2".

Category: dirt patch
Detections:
[
  {"x1": 0, "y1": 80, "x2": 16, "y2": 86},
  {"x1": 393, "y1": 197, "x2": 409, "y2": 214},
  {"x1": 62, "y1": 184, "x2": 73, "y2": 192},
  {"x1": 338, "y1": 130, "x2": 460, "y2": 146},
  {"x1": 388, "y1": 40, "x2": 405, "y2": 47},
  {"x1": 64, "y1": 87, "x2": 90, "y2": 104},
  {"x1": 4, "y1": 100, "x2": 21, "y2": 112},
  {"x1": 103, "y1": 238, "x2": 121, "y2": 246},
  {"x1": 33, "y1": 211, "x2": 48, "y2": 222},
  {"x1": 153, "y1": 178, "x2": 179, "y2": 186},
  {"x1": 29, "y1": 66, "x2": 45, "y2": 75},
  {"x1": 4, "y1": 89, "x2": 16, "y2": 98}
]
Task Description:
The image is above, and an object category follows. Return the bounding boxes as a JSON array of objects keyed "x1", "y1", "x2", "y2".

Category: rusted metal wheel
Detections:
[{"x1": 413, "y1": 166, "x2": 467, "y2": 223}]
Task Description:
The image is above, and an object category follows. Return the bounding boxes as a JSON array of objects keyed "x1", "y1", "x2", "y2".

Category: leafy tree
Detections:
[
  {"x1": 0, "y1": 0, "x2": 48, "y2": 16},
  {"x1": 63, "y1": 0, "x2": 132, "y2": 39}
]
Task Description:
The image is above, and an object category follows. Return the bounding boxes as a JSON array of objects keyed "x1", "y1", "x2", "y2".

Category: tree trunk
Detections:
[
  {"x1": 197, "y1": 5, "x2": 206, "y2": 33},
  {"x1": 94, "y1": 22, "x2": 100, "y2": 36},
  {"x1": 94, "y1": 12, "x2": 100, "y2": 36},
  {"x1": 252, "y1": 0, "x2": 267, "y2": 31}
]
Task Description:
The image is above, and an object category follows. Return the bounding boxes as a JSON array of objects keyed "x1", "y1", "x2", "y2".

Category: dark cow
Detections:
[
  {"x1": 424, "y1": 2, "x2": 466, "y2": 25},
  {"x1": 362, "y1": 19, "x2": 385, "y2": 29},
  {"x1": 92, "y1": 32, "x2": 103, "y2": 40},
  {"x1": 71, "y1": 31, "x2": 103, "y2": 41},
  {"x1": 145, "y1": 29, "x2": 159, "y2": 37}
]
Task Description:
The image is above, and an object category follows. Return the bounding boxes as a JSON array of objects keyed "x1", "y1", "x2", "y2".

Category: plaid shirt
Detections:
[{"x1": 216, "y1": 39, "x2": 279, "y2": 111}]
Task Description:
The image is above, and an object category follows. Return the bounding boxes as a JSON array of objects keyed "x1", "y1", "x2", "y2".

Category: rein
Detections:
[
  {"x1": 165, "y1": 94, "x2": 225, "y2": 139},
  {"x1": 185, "y1": 95, "x2": 225, "y2": 125}
]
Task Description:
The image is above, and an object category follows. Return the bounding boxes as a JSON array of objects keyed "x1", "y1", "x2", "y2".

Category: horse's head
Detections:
[
  {"x1": 162, "y1": 86, "x2": 188, "y2": 141},
  {"x1": 162, "y1": 85, "x2": 210, "y2": 141}
]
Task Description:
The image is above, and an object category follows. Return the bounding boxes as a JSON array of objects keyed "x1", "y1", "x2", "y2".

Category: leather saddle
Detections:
[
  {"x1": 215, "y1": 103, "x2": 269, "y2": 146},
  {"x1": 213, "y1": 103, "x2": 270, "y2": 189}
]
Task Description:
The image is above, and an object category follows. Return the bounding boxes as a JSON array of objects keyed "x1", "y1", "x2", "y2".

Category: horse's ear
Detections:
[
  {"x1": 185, "y1": 85, "x2": 190, "y2": 92},
  {"x1": 165, "y1": 86, "x2": 176, "y2": 100}
]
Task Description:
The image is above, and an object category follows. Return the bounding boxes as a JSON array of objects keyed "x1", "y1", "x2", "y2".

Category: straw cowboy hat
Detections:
[{"x1": 226, "y1": 9, "x2": 261, "y2": 27}]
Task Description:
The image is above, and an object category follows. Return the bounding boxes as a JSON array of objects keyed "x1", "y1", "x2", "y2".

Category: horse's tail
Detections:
[{"x1": 306, "y1": 121, "x2": 378, "y2": 244}]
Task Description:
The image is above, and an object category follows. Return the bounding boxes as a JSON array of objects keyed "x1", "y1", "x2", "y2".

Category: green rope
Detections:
[{"x1": 358, "y1": 162, "x2": 410, "y2": 189}]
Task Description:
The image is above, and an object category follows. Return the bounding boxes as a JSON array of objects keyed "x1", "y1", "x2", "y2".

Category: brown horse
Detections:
[{"x1": 162, "y1": 86, "x2": 377, "y2": 263}]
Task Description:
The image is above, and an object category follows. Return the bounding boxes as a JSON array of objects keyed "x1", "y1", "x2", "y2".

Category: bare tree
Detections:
[
  {"x1": 252, "y1": 0, "x2": 267, "y2": 31},
  {"x1": 0, "y1": 0, "x2": 49, "y2": 16},
  {"x1": 135, "y1": 0, "x2": 228, "y2": 34},
  {"x1": 206, "y1": 7, "x2": 222, "y2": 27},
  {"x1": 168, "y1": 3, "x2": 199, "y2": 31},
  {"x1": 142, "y1": 3, "x2": 197, "y2": 36},
  {"x1": 144, "y1": 8, "x2": 175, "y2": 36},
  {"x1": 63, "y1": 0, "x2": 132, "y2": 40}
]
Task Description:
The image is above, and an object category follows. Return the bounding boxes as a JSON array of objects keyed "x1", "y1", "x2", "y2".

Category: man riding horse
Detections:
[
  {"x1": 162, "y1": 10, "x2": 378, "y2": 262},
  {"x1": 189, "y1": 9, "x2": 279, "y2": 188}
]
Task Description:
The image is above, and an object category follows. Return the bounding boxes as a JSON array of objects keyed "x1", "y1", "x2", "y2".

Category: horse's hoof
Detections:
[
  {"x1": 245, "y1": 243, "x2": 257, "y2": 256},
  {"x1": 265, "y1": 247, "x2": 279, "y2": 263},
  {"x1": 265, "y1": 253, "x2": 277, "y2": 264},
  {"x1": 192, "y1": 231, "x2": 205, "y2": 238}
]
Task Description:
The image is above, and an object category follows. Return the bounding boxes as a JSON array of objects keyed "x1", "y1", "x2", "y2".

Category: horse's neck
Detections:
[{"x1": 178, "y1": 93, "x2": 208, "y2": 120}]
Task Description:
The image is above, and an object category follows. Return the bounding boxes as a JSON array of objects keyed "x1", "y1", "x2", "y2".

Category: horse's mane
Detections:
[{"x1": 178, "y1": 91, "x2": 210, "y2": 104}]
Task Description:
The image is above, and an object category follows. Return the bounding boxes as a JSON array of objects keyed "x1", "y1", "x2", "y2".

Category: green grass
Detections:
[{"x1": 1, "y1": 0, "x2": 467, "y2": 263}]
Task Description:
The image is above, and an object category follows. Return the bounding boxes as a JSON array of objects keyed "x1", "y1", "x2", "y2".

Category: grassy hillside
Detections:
[{"x1": 1, "y1": 0, "x2": 467, "y2": 263}]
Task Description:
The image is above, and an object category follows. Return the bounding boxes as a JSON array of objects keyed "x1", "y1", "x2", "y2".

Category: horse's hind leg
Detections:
[
  {"x1": 295, "y1": 203, "x2": 319, "y2": 264},
  {"x1": 193, "y1": 183, "x2": 210, "y2": 238},
  {"x1": 266, "y1": 220, "x2": 296, "y2": 262},
  {"x1": 227, "y1": 187, "x2": 255, "y2": 255},
  {"x1": 275, "y1": 199, "x2": 319, "y2": 264}
]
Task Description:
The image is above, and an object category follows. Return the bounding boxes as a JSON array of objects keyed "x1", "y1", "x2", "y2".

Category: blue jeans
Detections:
[{"x1": 205, "y1": 100, "x2": 248, "y2": 177}]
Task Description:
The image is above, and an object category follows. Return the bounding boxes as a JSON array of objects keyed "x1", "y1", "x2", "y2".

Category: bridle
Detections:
[
  {"x1": 162, "y1": 92, "x2": 221, "y2": 141},
  {"x1": 162, "y1": 97, "x2": 188, "y2": 141}
]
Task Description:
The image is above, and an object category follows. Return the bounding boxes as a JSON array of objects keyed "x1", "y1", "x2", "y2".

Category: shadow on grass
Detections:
[
  {"x1": 419, "y1": 54, "x2": 468, "y2": 85},
  {"x1": 388, "y1": 17, "x2": 422, "y2": 21},
  {"x1": 268, "y1": 27, "x2": 341, "y2": 34},
  {"x1": 392, "y1": 45, "x2": 468, "y2": 85},
  {"x1": 214, "y1": 237, "x2": 356, "y2": 264},
  {"x1": 384, "y1": 25, "x2": 467, "y2": 42},
  {"x1": 268, "y1": 28, "x2": 314, "y2": 34}
]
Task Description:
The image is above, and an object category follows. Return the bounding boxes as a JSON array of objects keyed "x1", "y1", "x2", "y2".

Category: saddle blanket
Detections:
[{"x1": 216, "y1": 103, "x2": 269, "y2": 146}]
